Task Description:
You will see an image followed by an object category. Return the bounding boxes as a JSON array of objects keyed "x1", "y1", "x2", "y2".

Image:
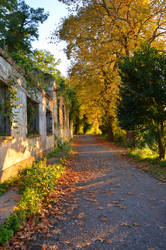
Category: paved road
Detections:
[{"x1": 29, "y1": 135, "x2": 166, "y2": 249}]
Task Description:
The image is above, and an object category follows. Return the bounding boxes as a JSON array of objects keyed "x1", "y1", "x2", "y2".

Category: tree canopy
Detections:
[
  {"x1": 118, "y1": 45, "x2": 166, "y2": 159},
  {"x1": 54, "y1": 0, "x2": 166, "y2": 137},
  {"x1": 0, "y1": 0, "x2": 48, "y2": 53}
]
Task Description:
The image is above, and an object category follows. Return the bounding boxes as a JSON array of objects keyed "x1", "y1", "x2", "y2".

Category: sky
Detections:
[{"x1": 25, "y1": 0, "x2": 70, "y2": 76}]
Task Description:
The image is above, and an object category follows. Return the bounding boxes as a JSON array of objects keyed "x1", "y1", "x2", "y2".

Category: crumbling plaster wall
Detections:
[
  {"x1": 0, "y1": 55, "x2": 72, "y2": 182},
  {"x1": 55, "y1": 96, "x2": 71, "y2": 143}
]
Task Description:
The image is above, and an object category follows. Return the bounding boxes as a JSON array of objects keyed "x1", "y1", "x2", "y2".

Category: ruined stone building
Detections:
[{"x1": 0, "y1": 52, "x2": 72, "y2": 182}]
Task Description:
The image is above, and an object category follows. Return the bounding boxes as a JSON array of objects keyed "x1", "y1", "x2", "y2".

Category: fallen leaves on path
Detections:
[
  {"x1": 5, "y1": 162, "x2": 83, "y2": 249},
  {"x1": 133, "y1": 222, "x2": 140, "y2": 227},
  {"x1": 106, "y1": 239, "x2": 113, "y2": 244},
  {"x1": 100, "y1": 217, "x2": 108, "y2": 222},
  {"x1": 98, "y1": 206, "x2": 104, "y2": 210},
  {"x1": 42, "y1": 244, "x2": 59, "y2": 250},
  {"x1": 75, "y1": 221, "x2": 85, "y2": 226},
  {"x1": 77, "y1": 212, "x2": 86, "y2": 219},
  {"x1": 120, "y1": 222, "x2": 131, "y2": 228},
  {"x1": 126, "y1": 192, "x2": 134, "y2": 195}
]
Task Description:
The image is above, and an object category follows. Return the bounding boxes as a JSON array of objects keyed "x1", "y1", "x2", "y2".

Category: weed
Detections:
[
  {"x1": 128, "y1": 147, "x2": 158, "y2": 161},
  {"x1": 0, "y1": 158, "x2": 64, "y2": 245},
  {"x1": 0, "y1": 210, "x2": 26, "y2": 245},
  {"x1": 18, "y1": 187, "x2": 41, "y2": 215},
  {"x1": 0, "y1": 176, "x2": 18, "y2": 196},
  {"x1": 18, "y1": 159, "x2": 64, "y2": 197},
  {"x1": 0, "y1": 142, "x2": 72, "y2": 245},
  {"x1": 128, "y1": 147, "x2": 166, "y2": 181}
]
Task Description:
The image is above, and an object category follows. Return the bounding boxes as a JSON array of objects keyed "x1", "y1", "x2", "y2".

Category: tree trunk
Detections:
[
  {"x1": 158, "y1": 121, "x2": 165, "y2": 159},
  {"x1": 126, "y1": 131, "x2": 135, "y2": 148},
  {"x1": 106, "y1": 125, "x2": 114, "y2": 141}
]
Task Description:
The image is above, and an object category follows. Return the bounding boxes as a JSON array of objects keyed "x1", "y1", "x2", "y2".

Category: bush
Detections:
[
  {"x1": 0, "y1": 210, "x2": 26, "y2": 245},
  {"x1": 18, "y1": 188, "x2": 41, "y2": 215},
  {"x1": 0, "y1": 176, "x2": 18, "y2": 196},
  {"x1": 128, "y1": 147, "x2": 158, "y2": 161},
  {"x1": 19, "y1": 159, "x2": 64, "y2": 197},
  {"x1": 0, "y1": 158, "x2": 65, "y2": 245}
]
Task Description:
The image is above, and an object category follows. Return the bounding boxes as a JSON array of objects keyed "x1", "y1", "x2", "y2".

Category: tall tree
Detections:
[
  {"x1": 0, "y1": 0, "x2": 48, "y2": 53},
  {"x1": 118, "y1": 45, "x2": 166, "y2": 159},
  {"x1": 32, "y1": 49, "x2": 61, "y2": 76},
  {"x1": 54, "y1": 0, "x2": 166, "y2": 138}
]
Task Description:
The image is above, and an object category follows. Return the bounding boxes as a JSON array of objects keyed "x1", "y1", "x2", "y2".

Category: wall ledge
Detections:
[
  {"x1": 0, "y1": 136, "x2": 13, "y2": 143},
  {"x1": 27, "y1": 134, "x2": 41, "y2": 139}
]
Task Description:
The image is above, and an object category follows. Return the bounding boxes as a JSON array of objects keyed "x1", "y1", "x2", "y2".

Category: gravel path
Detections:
[{"x1": 29, "y1": 135, "x2": 166, "y2": 250}]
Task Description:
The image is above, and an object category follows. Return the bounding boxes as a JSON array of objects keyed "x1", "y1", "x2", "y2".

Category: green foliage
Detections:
[
  {"x1": 118, "y1": 44, "x2": 166, "y2": 129},
  {"x1": 0, "y1": 157, "x2": 65, "y2": 245},
  {"x1": 128, "y1": 147, "x2": 158, "y2": 161},
  {"x1": 0, "y1": 175, "x2": 18, "y2": 196},
  {"x1": 0, "y1": 210, "x2": 26, "y2": 245},
  {"x1": 47, "y1": 142, "x2": 72, "y2": 159},
  {"x1": 56, "y1": 78, "x2": 80, "y2": 127},
  {"x1": 18, "y1": 188, "x2": 41, "y2": 215},
  {"x1": 0, "y1": 0, "x2": 48, "y2": 53},
  {"x1": 128, "y1": 147, "x2": 166, "y2": 181},
  {"x1": 118, "y1": 44, "x2": 166, "y2": 158},
  {"x1": 18, "y1": 159, "x2": 64, "y2": 197},
  {"x1": 32, "y1": 49, "x2": 61, "y2": 76},
  {"x1": 134, "y1": 125, "x2": 159, "y2": 152},
  {"x1": 11, "y1": 51, "x2": 54, "y2": 90},
  {"x1": 55, "y1": 0, "x2": 166, "y2": 140}
]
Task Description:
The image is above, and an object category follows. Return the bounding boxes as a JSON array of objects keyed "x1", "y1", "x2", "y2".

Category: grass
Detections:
[
  {"x1": 128, "y1": 147, "x2": 166, "y2": 182},
  {"x1": 47, "y1": 142, "x2": 73, "y2": 159},
  {"x1": 128, "y1": 147, "x2": 158, "y2": 161},
  {"x1": 0, "y1": 176, "x2": 18, "y2": 196},
  {"x1": 0, "y1": 141, "x2": 72, "y2": 245},
  {"x1": 101, "y1": 134, "x2": 166, "y2": 182}
]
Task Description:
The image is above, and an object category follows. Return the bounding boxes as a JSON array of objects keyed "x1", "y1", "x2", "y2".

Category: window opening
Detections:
[
  {"x1": 62, "y1": 104, "x2": 65, "y2": 128},
  {"x1": 46, "y1": 109, "x2": 53, "y2": 135},
  {"x1": 57, "y1": 98, "x2": 60, "y2": 127},
  {"x1": 0, "y1": 83, "x2": 10, "y2": 136},
  {"x1": 27, "y1": 97, "x2": 39, "y2": 136}
]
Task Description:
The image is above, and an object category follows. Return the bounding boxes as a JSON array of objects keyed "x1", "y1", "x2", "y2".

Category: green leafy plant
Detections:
[
  {"x1": 128, "y1": 147, "x2": 166, "y2": 181},
  {"x1": 0, "y1": 157, "x2": 65, "y2": 245},
  {"x1": 18, "y1": 187, "x2": 41, "y2": 215},
  {"x1": 118, "y1": 44, "x2": 166, "y2": 159},
  {"x1": 18, "y1": 159, "x2": 64, "y2": 197},
  {"x1": 0, "y1": 210, "x2": 26, "y2": 245},
  {"x1": 0, "y1": 175, "x2": 18, "y2": 196}
]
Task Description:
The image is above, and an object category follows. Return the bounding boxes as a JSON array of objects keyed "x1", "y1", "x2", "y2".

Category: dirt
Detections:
[
  {"x1": 0, "y1": 189, "x2": 21, "y2": 226},
  {"x1": 11, "y1": 135, "x2": 166, "y2": 249}
]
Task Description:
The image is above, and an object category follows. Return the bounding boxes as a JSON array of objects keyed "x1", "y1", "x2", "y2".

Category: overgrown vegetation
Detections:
[
  {"x1": 0, "y1": 157, "x2": 65, "y2": 245},
  {"x1": 0, "y1": 1, "x2": 78, "y2": 245},
  {"x1": 0, "y1": 0, "x2": 48, "y2": 54},
  {"x1": 0, "y1": 210, "x2": 26, "y2": 245},
  {"x1": 47, "y1": 141, "x2": 73, "y2": 159},
  {"x1": 127, "y1": 147, "x2": 166, "y2": 181},
  {"x1": 0, "y1": 1, "x2": 79, "y2": 128},
  {"x1": 118, "y1": 45, "x2": 166, "y2": 159},
  {"x1": 55, "y1": 0, "x2": 166, "y2": 141}
]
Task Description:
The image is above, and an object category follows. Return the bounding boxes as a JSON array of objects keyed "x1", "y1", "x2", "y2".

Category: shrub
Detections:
[
  {"x1": 18, "y1": 188, "x2": 41, "y2": 215},
  {"x1": 0, "y1": 158, "x2": 65, "y2": 245},
  {"x1": 19, "y1": 159, "x2": 64, "y2": 197},
  {"x1": 0, "y1": 210, "x2": 26, "y2": 245}
]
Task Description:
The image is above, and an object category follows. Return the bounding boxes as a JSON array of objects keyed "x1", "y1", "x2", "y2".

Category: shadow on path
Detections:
[{"x1": 26, "y1": 135, "x2": 166, "y2": 250}]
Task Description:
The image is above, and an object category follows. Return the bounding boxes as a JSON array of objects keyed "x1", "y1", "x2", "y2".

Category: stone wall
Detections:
[{"x1": 0, "y1": 55, "x2": 72, "y2": 182}]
